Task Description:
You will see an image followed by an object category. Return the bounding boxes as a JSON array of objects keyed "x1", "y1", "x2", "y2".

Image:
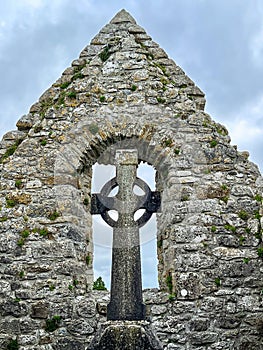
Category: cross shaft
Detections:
[{"x1": 91, "y1": 149, "x2": 160, "y2": 320}]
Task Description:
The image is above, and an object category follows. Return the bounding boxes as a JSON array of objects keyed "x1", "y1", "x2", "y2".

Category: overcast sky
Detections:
[{"x1": 1, "y1": 0, "x2": 263, "y2": 288}]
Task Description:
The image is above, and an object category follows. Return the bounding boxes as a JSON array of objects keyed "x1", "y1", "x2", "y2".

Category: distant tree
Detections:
[{"x1": 93, "y1": 276, "x2": 107, "y2": 290}]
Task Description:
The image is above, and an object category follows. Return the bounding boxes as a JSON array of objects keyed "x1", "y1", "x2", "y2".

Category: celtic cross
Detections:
[{"x1": 91, "y1": 149, "x2": 161, "y2": 320}]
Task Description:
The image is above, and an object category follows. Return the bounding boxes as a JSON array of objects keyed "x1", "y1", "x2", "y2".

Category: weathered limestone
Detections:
[
  {"x1": 0, "y1": 9, "x2": 263, "y2": 350},
  {"x1": 92, "y1": 149, "x2": 146, "y2": 321},
  {"x1": 89, "y1": 321, "x2": 163, "y2": 350},
  {"x1": 91, "y1": 149, "x2": 160, "y2": 322}
]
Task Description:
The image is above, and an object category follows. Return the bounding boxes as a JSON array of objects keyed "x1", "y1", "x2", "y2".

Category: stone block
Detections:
[{"x1": 31, "y1": 302, "x2": 49, "y2": 319}]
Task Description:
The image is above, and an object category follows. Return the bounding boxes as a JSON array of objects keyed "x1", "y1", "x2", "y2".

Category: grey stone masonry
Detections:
[{"x1": 0, "y1": 8, "x2": 263, "y2": 350}]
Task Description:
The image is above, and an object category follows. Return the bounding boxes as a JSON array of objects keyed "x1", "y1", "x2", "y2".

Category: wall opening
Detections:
[{"x1": 91, "y1": 162, "x2": 158, "y2": 289}]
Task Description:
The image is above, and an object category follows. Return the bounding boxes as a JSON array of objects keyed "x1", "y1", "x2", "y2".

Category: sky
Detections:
[{"x1": 0, "y1": 0, "x2": 263, "y2": 288}]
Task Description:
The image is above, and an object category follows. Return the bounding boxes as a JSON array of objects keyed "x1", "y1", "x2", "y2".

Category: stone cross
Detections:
[{"x1": 91, "y1": 149, "x2": 161, "y2": 320}]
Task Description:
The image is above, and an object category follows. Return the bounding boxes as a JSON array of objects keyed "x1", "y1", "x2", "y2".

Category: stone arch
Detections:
[{"x1": 53, "y1": 114, "x2": 213, "y2": 290}]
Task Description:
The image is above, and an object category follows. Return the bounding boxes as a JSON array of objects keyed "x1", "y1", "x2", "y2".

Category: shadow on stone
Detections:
[{"x1": 88, "y1": 321, "x2": 163, "y2": 350}]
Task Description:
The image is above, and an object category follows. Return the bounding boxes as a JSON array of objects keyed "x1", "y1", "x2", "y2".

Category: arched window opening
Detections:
[{"x1": 91, "y1": 162, "x2": 158, "y2": 290}]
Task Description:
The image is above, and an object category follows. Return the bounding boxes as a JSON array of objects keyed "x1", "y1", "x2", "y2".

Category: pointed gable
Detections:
[
  {"x1": 0, "y1": 11, "x2": 262, "y2": 350},
  {"x1": 19, "y1": 8, "x2": 205, "y2": 126}
]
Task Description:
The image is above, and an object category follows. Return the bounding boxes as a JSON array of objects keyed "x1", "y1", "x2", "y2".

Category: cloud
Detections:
[
  {"x1": 223, "y1": 93, "x2": 263, "y2": 171},
  {"x1": 250, "y1": 27, "x2": 263, "y2": 66},
  {"x1": 231, "y1": 120, "x2": 263, "y2": 141},
  {"x1": 22, "y1": 0, "x2": 44, "y2": 9}
]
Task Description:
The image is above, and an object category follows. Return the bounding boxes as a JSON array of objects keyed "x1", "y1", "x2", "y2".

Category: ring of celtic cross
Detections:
[{"x1": 93, "y1": 176, "x2": 157, "y2": 228}]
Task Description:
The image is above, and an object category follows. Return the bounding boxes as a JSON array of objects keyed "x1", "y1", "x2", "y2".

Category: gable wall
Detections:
[{"x1": 0, "y1": 10, "x2": 262, "y2": 350}]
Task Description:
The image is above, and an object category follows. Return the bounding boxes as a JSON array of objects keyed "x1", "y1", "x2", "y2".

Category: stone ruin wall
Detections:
[{"x1": 0, "y1": 10, "x2": 262, "y2": 350}]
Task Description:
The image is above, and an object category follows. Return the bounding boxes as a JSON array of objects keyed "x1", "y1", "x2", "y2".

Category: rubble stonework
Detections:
[{"x1": 0, "y1": 9, "x2": 262, "y2": 350}]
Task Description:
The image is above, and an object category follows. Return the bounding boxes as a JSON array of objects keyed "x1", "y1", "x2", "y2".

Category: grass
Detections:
[
  {"x1": 238, "y1": 210, "x2": 249, "y2": 220},
  {"x1": 210, "y1": 140, "x2": 218, "y2": 148},
  {"x1": 99, "y1": 45, "x2": 111, "y2": 62},
  {"x1": 255, "y1": 229, "x2": 262, "y2": 241},
  {"x1": 17, "y1": 238, "x2": 25, "y2": 247},
  {"x1": 254, "y1": 211, "x2": 262, "y2": 220},
  {"x1": 48, "y1": 211, "x2": 60, "y2": 221},
  {"x1": 166, "y1": 274, "x2": 173, "y2": 294},
  {"x1": 15, "y1": 180, "x2": 23, "y2": 189},
  {"x1": 6, "y1": 198, "x2": 17, "y2": 208},
  {"x1": 7, "y1": 339, "x2": 19, "y2": 350},
  {"x1": 67, "y1": 91, "x2": 77, "y2": 99},
  {"x1": 157, "y1": 96, "x2": 166, "y2": 104},
  {"x1": 40, "y1": 97, "x2": 53, "y2": 117},
  {"x1": 39, "y1": 228, "x2": 49, "y2": 237},
  {"x1": 215, "y1": 277, "x2": 221, "y2": 287},
  {"x1": 72, "y1": 72, "x2": 84, "y2": 80},
  {"x1": 20, "y1": 230, "x2": 30, "y2": 239},
  {"x1": 34, "y1": 125, "x2": 42, "y2": 133},
  {"x1": 239, "y1": 236, "x2": 246, "y2": 245},
  {"x1": 257, "y1": 247, "x2": 263, "y2": 258},
  {"x1": 162, "y1": 138, "x2": 173, "y2": 147},
  {"x1": 85, "y1": 254, "x2": 91, "y2": 266},
  {"x1": 19, "y1": 271, "x2": 24, "y2": 278},
  {"x1": 168, "y1": 293, "x2": 177, "y2": 302},
  {"x1": 73, "y1": 279, "x2": 79, "y2": 287},
  {"x1": 49, "y1": 284, "x2": 55, "y2": 291},
  {"x1": 56, "y1": 91, "x2": 66, "y2": 106},
  {"x1": 181, "y1": 195, "x2": 190, "y2": 201},
  {"x1": 154, "y1": 62, "x2": 167, "y2": 75},
  {"x1": 60, "y1": 81, "x2": 71, "y2": 89},
  {"x1": 40, "y1": 139, "x2": 47, "y2": 146},
  {"x1": 221, "y1": 196, "x2": 229, "y2": 204},
  {"x1": 243, "y1": 258, "x2": 250, "y2": 264},
  {"x1": 0, "y1": 139, "x2": 23, "y2": 163},
  {"x1": 45, "y1": 316, "x2": 62, "y2": 332},
  {"x1": 224, "y1": 224, "x2": 237, "y2": 233},
  {"x1": 255, "y1": 194, "x2": 262, "y2": 202}
]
